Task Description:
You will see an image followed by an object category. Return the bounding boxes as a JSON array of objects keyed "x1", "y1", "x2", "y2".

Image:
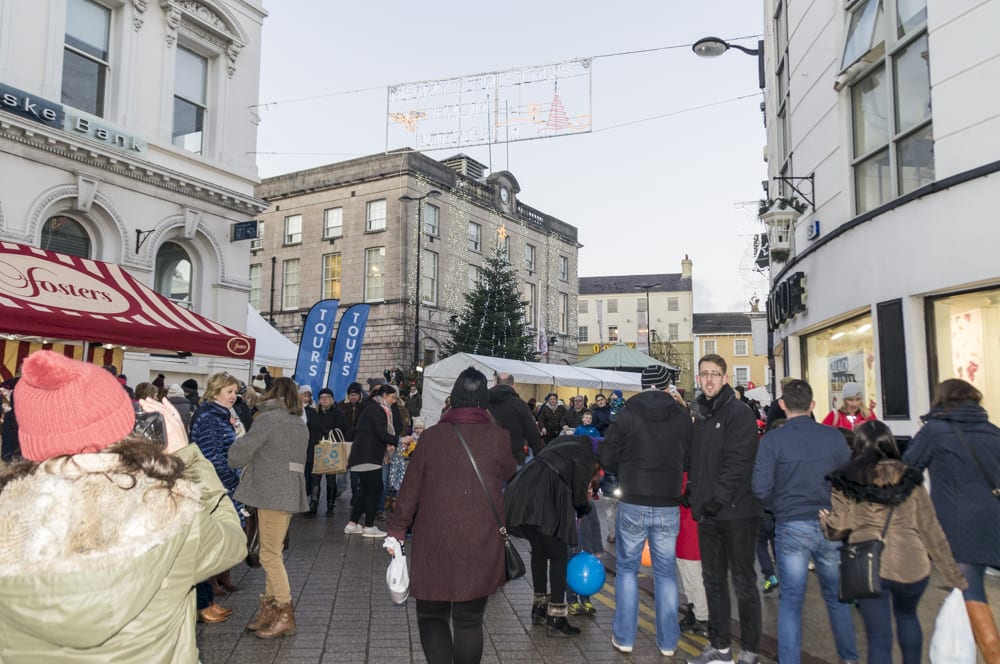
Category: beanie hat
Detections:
[
  {"x1": 641, "y1": 364, "x2": 670, "y2": 390},
  {"x1": 15, "y1": 351, "x2": 136, "y2": 461},
  {"x1": 347, "y1": 382, "x2": 363, "y2": 395},
  {"x1": 611, "y1": 389, "x2": 623, "y2": 399},
  {"x1": 166, "y1": 383, "x2": 185, "y2": 399},
  {"x1": 841, "y1": 382, "x2": 864, "y2": 399},
  {"x1": 450, "y1": 367, "x2": 489, "y2": 409},
  {"x1": 181, "y1": 378, "x2": 198, "y2": 392},
  {"x1": 318, "y1": 388, "x2": 334, "y2": 398}
]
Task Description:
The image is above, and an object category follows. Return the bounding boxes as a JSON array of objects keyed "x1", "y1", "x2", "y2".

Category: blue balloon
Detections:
[{"x1": 567, "y1": 552, "x2": 606, "y2": 596}]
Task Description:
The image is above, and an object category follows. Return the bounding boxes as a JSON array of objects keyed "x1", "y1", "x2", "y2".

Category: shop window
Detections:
[
  {"x1": 927, "y1": 286, "x2": 1000, "y2": 418},
  {"x1": 802, "y1": 312, "x2": 877, "y2": 420},
  {"x1": 155, "y1": 242, "x2": 192, "y2": 307},
  {"x1": 40, "y1": 215, "x2": 91, "y2": 258}
]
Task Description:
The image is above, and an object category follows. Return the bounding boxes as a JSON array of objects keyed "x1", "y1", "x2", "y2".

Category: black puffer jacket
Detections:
[
  {"x1": 599, "y1": 389, "x2": 691, "y2": 507},
  {"x1": 487, "y1": 384, "x2": 542, "y2": 464},
  {"x1": 690, "y1": 384, "x2": 762, "y2": 521}
]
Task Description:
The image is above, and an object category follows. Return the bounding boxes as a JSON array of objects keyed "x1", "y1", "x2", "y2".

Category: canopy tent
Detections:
[
  {"x1": 247, "y1": 304, "x2": 297, "y2": 372},
  {"x1": 0, "y1": 241, "x2": 254, "y2": 360},
  {"x1": 420, "y1": 352, "x2": 641, "y2": 427},
  {"x1": 575, "y1": 342, "x2": 679, "y2": 373}
]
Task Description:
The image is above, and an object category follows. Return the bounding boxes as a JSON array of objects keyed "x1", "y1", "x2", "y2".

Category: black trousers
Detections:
[
  {"x1": 521, "y1": 525, "x2": 569, "y2": 604},
  {"x1": 698, "y1": 516, "x2": 762, "y2": 652},
  {"x1": 348, "y1": 468, "x2": 382, "y2": 527},
  {"x1": 416, "y1": 596, "x2": 489, "y2": 664}
]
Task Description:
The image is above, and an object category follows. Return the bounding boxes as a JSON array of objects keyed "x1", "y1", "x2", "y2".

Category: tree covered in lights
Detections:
[{"x1": 445, "y1": 240, "x2": 537, "y2": 361}]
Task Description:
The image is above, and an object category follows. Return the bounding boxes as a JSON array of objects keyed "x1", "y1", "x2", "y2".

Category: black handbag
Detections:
[
  {"x1": 838, "y1": 505, "x2": 894, "y2": 602},
  {"x1": 244, "y1": 507, "x2": 261, "y2": 568},
  {"x1": 452, "y1": 425, "x2": 526, "y2": 581}
]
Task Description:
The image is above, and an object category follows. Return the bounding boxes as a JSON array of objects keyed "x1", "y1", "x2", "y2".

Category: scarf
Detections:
[{"x1": 375, "y1": 395, "x2": 395, "y2": 436}]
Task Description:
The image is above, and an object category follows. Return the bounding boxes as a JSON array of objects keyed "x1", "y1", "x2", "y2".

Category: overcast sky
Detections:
[{"x1": 254, "y1": 1, "x2": 768, "y2": 312}]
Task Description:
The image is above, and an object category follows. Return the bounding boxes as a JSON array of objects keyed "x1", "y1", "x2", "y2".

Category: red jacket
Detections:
[
  {"x1": 677, "y1": 473, "x2": 700, "y2": 561},
  {"x1": 821, "y1": 410, "x2": 876, "y2": 429}
]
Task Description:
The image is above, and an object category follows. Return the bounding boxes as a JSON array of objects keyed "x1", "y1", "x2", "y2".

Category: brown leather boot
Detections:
[
  {"x1": 217, "y1": 570, "x2": 239, "y2": 593},
  {"x1": 255, "y1": 602, "x2": 296, "y2": 639},
  {"x1": 246, "y1": 594, "x2": 277, "y2": 631},
  {"x1": 967, "y1": 601, "x2": 1000, "y2": 664}
]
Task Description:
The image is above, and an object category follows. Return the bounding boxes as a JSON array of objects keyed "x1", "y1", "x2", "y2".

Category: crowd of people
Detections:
[{"x1": 1, "y1": 352, "x2": 999, "y2": 664}]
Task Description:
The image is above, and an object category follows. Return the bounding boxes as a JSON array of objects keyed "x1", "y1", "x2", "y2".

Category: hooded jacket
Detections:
[
  {"x1": 487, "y1": 384, "x2": 542, "y2": 464},
  {"x1": 689, "y1": 383, "x2": 762, "y2": 521},
  {"x1": 822, "y1": 456, "x2": 966, "y2": 588},
  {"x1": 0, "y1": 445, "x2": 246, "y2": 662},
  {"x1": 599, "y1": 389, "x2": 691, "y2": 507},
  {"x1": 903, "y1": 401, "x2": 1000, "y2": 566}
]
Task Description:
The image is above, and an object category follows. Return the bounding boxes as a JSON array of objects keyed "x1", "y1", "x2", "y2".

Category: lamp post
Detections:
[
  {"x1": 399, "y1": 190, "x2": 441, "y2": 370},
  {"x1": 692, "y1": 36, "x2": 765, "y2": 89},
  {"x1": 635, "y1": 282, "x2": 660, "y2": 355}
]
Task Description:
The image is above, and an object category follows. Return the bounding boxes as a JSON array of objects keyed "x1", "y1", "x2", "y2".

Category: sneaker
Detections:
[
  {"x1": 611, "y1": 637, "x2": 633, "y2": 654},
  {"x1": 568, "y1": 602, "x2": 584, "y2": 616},
  {"x1": 343, "y1": 522, "x2": 363, "y2": 534},
  {"x1": 736, "y1": 651, "x2": 759, "y2": 664},
  {"x1": 583, "y1": 601, "x2": 596, "y2": 615},
  {"x1": 362, "y1": 526, "x2": 387, "y2": 538},
  {"x1": 687, "y1": 645, "x2": 733, "y2": 664},
  {"x1": 661, "y1": 648, "x2": 676, "y2": 656},
  {"x1": 691, "y1": 619, "x2": 709, "y2": 637},
  {"x1": 762, "y1": 574, "x2": 778, "y2": 594}
]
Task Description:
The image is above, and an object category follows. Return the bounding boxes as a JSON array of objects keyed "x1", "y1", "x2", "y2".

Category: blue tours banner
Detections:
[
  {"x1": 293, "y1": 299, "x2": 339, "y2": 396},
  {"x1": 327, "y1": 303, "x2": 371, "y2": 402}
]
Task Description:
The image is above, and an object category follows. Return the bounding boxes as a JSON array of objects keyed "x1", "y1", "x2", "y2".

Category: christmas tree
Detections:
[{"x1": 444, "y1": 241, "x2": 538, "y2": 361}]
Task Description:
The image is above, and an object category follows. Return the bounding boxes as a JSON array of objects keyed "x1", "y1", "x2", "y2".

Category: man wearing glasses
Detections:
[{"x1": 686, "y1": 354, "x2": 763, "y2": 664}]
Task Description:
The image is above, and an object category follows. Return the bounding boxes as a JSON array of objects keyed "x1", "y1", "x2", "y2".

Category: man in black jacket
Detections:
[
  {"x1": 687, "y1": 354, "x2": 763, "y2": 664},
  {"x1": 487, "y1": 373, "x2": 542, "y2": 467},
  {"x1": 600, "y1": 364, "x2": 691, "y2": 657}
]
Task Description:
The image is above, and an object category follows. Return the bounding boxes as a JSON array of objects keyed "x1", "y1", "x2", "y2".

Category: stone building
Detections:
[
  {"x1": 692, "y1": 311, "x2": 769, "y2": 393},
  {"x1": 252, "y1": 150, "x2": 580, "y2": 379}
]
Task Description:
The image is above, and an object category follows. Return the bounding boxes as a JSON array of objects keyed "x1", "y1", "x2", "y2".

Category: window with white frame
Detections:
[
  {"x1": 578, "y1": 299, "x2": 589, "y2": 314},
  {"x1": 734, "y1": 366, "x2": 750, "y2": 387},
  {"x1": 422, "y1": 249, "x2": 438, "y2": 305},
  {"x1": 525, "y1": 244, "x2": 536, "y2": 273},
  {"x1": 734, "y1": 338, "x2": 749, "y2": 356},
  {"x1": 249, "y1": 263, "x2": 261, "y2": 309},
  {"x1": 559, "y1": 292, "x2": 569, "y2": 334},
  {"x1": 284, "y1": 214, "x2": 302, "y2": 245},
  {"x1": 774, "y1": 0, "x2": 793, "y2": 192},
  {"x1": 322, "y1": 253, "x2": 341, "y2": 300},
  {"x1": 366, "y1": 199, "x2": 387, "y2": 232},
  {"x1": 424, "y1": 204, "x2": 440, "y2": 237},
  {"x1": 668, "y1": 323, "x2": 679, "y2": 342},
  {"x1": 578, "y1": 326, "x2": 589, "y2": 342},
  {"x1": 607, "y1": 299, "x2": 618, "y2": 314},
  {"x1": 62, "y1": 0, "x2": 110, "y2": 117},
  {"x1": 281, "y1": 258, "x2": 299, "y2": 310},
  {"x1": 559, "y1": 255, "x2": 569, "y2": 281},
  {"x1": 608, "y1": 325, "x2": 619, "y2": 342},
  {"x1": 667, "y1": 297, "x2": 679, "y2": 312},
  {"x1": 323, "y1": 207, "x2": 343, "y2": 238},
  {"x1": 467, "y1": 264, "x2": 481, "y2": 291},
  {"x1": 637, "y1": 297, "x2": 647, "y2": 312},
  {"x1": 172, "y1": 46, "x2": 208, "y2": 154},
  {"x1": 524, "y1": 282, "x2": 536, "y2": 328},
  {"x1": 364, "y1": 247, "x2": 385, "y2": 301},
  {"x1": 704, "y1": 339, "x2": 717, "y2": 355},
  {"x1": 468, "y1": 222, "x2": 481, "y2": 252},
  {"x1": 250, "y1": 221, "x2": 264, "y2": 250},
  {"x1": 848, "y1": 0, "x2": 933, "y2": 213}
]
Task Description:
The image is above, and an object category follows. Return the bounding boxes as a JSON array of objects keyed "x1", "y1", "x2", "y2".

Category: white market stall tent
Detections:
[
  {"x1": 247, "y1": 304, "x2": 298, "y2": 374},
  {"x1": 420, "y1": 352, "x2": 642, "y2": 427}
]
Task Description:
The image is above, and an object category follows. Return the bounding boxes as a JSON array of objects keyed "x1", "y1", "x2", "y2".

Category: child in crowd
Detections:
[
  {"x1": 568, "y1": 411, "x2": 604, "y2": 616},
  {"x1": 386, "y1": 417, "x2": 424, "y2": 512}
]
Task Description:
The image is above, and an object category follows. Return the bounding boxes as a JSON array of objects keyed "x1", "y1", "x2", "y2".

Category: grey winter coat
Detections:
[{"x1": 229, "y1": 400, "x2": 310, "y2": 513}]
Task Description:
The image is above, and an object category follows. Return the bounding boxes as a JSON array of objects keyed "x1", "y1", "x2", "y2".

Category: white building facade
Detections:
[
  {"x1": 762, "y1": 0, "x2": 1000, "y2": 433},
  {"x1": 0, "y1": 0, "x2": 267, "y2": 383}
]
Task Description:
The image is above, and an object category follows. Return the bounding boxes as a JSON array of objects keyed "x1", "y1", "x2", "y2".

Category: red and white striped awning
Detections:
[{"x1": 0, "y1": 242, "x2": 254, "y2": 360}]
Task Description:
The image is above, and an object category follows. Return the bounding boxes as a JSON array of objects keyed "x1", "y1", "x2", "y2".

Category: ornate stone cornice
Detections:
[
  {"x1": 132, "y1": 0, "x2": 149, "y2": 31},
  {"x1": 159, "y1": 0, "x2": 247, "y2": 77}
]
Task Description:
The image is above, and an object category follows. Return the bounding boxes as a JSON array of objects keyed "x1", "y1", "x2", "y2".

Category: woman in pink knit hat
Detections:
[{"x1": 0, "y1": 351, "x2": 246, "y2": 663}]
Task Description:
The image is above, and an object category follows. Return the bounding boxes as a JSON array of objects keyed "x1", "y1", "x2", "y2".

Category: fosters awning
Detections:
[{"x1": 0, "y1": 242, "x2": 255, "y2": 359}]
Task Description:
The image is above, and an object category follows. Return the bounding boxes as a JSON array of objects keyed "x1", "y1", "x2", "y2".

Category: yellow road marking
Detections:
[{"x1": 592, "y1": 581, "x2": 707, "y2": 656}]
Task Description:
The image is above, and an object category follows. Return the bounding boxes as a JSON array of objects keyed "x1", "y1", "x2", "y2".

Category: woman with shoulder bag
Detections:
[
  {"x1": 820, "y1": 420, "x2": 967, "y2": 664},
  {"x1": 228, "y1": 377, "x2": 310, "y2": 639}
]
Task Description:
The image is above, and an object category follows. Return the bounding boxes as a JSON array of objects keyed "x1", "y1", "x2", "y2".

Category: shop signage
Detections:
[
  {"x1": 231, "y1": 220, "x2": 259, "y2": 241},
  {"x1": 0, "y1": 253, "x2": 130, "y2": 315},
  {"x1": 768, "y1": 271, "x2": 807, "y2": 329},
  {"x1": 0, "y1": 82, "x2": 63, "y2": 129},
  {"x1": 63, "y1": 112, "x2": 146, "y2": 154},
  {"x1": 591, "y1": 342, "x2": 635, "y2": 353}
]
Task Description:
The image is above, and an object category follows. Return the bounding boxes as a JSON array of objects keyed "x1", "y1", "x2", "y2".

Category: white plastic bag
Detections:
[
  {"x1": 385, "y1": 537, "x2": 409, "y2": 604},
  {"x1": 929, "y1": 588, "x2": 976, "y2": 664}
]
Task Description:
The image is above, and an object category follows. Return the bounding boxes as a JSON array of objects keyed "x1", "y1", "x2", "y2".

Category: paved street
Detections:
[{"x1": 198, "y1": 491, "x2": 998, "y2": 663}]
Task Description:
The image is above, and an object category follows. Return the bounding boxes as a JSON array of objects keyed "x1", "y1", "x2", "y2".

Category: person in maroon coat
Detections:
[{"x1": 386, "y1": 367, "x2": 516, "y2": 664}]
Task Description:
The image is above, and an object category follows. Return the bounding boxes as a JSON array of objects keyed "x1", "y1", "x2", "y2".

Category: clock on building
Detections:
[{"x1": 500, "y1": 186, "x2": 510, "y2": 205}]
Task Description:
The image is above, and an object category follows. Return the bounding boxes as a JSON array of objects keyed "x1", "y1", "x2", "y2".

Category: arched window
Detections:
[
  {"x1": 40, "y1": 215, "x2": 91, "y2": 257},
  {"x1": 155, "y1": 241, "x2": 193, "y2": 307}
]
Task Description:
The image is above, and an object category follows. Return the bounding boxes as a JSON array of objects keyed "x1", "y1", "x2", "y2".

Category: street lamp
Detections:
[
  {"x1": 692, "y1": 36, "x2": 765, "y2": 89},
  {"x1": 635, "y1": 282, "x2": 660, "y2": 354},
  {"x1": 399, "y1": 190, "x2": 441, "y2": 370}
]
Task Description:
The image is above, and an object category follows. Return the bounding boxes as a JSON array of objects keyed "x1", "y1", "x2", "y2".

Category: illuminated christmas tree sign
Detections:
[{"x1": 387, "y1": 59, "x2": 592, "y2": 151}]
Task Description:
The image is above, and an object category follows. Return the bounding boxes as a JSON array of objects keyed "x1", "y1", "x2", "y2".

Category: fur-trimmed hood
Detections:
[{"x1": 827, "y1": 457, "x2": 923, "y2": 506}]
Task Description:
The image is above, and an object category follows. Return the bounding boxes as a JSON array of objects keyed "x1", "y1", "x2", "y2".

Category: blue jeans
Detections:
[
  {"x1": 775, "y1": 520, "x2": 858, "y2": 664},
  {"x1": 857, "y1": 576, "x2": 928, "y2": 664},
  {"x1": 613, "y1": 502, "x2": 680, "y2": 653}
]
